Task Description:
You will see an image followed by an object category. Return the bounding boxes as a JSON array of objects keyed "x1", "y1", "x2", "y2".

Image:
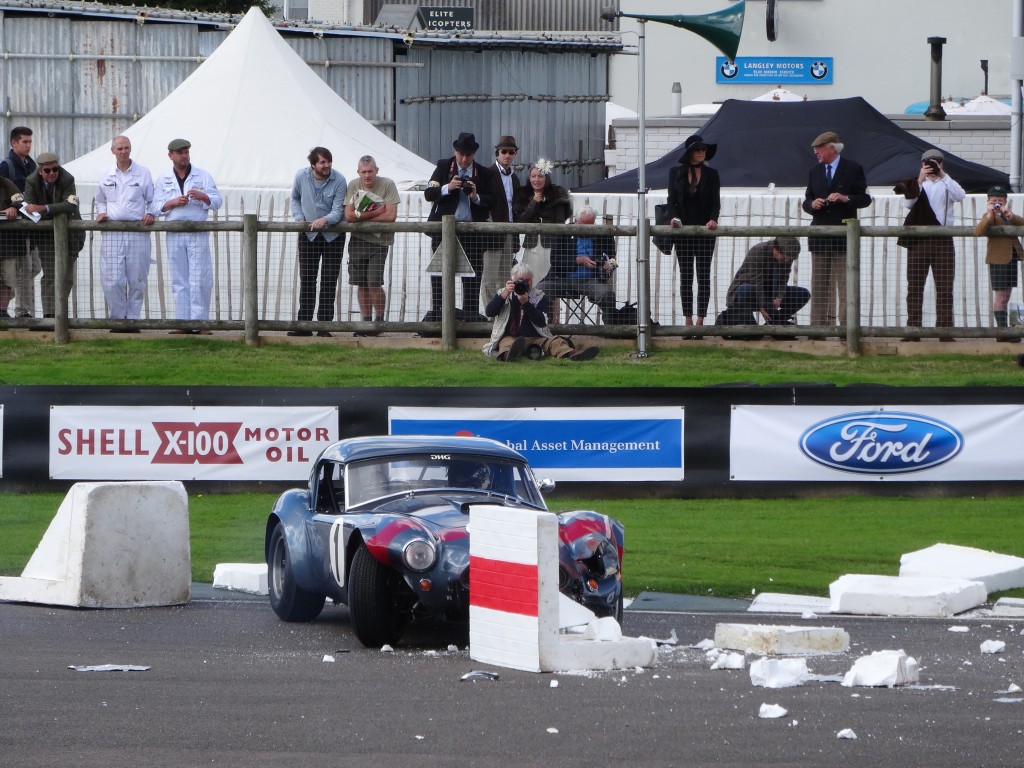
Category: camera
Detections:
[
  {"x1": 994, "y1": 202, "x2": 1003, "y2": 210},
  {"x1": 925, "y1": 159, "x2": 940, "y2": 173},
  {"x1": 462, "y1": 179, "x2": 475, "y2": 194},
  {"x1": 513, "y1": 278, "x2": 529, "y2": 295}
]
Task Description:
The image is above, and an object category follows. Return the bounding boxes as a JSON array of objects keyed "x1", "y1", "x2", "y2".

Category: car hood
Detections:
[{"x1": 368, "y1": 491, "x2": 506, "y2": 530}]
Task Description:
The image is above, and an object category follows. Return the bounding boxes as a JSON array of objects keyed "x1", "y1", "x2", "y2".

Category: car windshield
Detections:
[{"x1": 345, "y1": 453, "x2": 545, "y2": 509}]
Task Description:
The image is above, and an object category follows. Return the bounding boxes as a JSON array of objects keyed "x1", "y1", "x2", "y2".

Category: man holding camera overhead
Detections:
[
  {"x1": 482, "y1": 262, "x2": 599, "y2": 362},
  {"x1": 898, "y1": 148, "x2": 965, "y2": 339}
]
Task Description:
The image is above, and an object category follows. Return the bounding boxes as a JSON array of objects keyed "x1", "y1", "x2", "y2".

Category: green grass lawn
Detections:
[{"x1": 4, "y1": 492, "x2": 1022, "y2": 600}]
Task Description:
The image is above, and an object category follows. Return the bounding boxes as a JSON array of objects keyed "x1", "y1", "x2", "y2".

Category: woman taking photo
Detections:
[
  {"x1": 664, "y1": 134, "x2": 721, "y2": 336},
  {"x1": 513, "y1": 158, "x2": 572, "y2": 283}
]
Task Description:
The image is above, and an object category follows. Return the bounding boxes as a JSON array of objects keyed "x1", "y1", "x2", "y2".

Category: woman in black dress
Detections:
[{"x1": 665, "y1": 134, "x2": 721, "y2": 334}]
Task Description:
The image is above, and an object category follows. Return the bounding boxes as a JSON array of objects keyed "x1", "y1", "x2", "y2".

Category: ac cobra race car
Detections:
[{"x1": 266, "y1": 435, "x2": 625, "y2": 647}]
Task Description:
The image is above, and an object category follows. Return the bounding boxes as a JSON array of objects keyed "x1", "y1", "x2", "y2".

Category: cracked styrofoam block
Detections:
[
  {"x1": 212, "y1": 563, "x2": 268, "y2": 595},
  {"x1": 993, "y1": 597, "x2": 1024, "y2": 617},
  {"x1": 715, "y1": 623, "x2": 850, "y2": 655},
  {"x1": 750, "y1": 657, "x2": 810, "y2": 688},
  {"x1": 900, "y1": 543, "x2": 1024, "y2": 593},
  {"x1": 748, "y1": 593, "x2": 832, "y2": 614},
  {"x1": 842, "y1": 649, "x2": 919, "y2": 687},
  {"x1": 829, "y1": 574, "x2": 987, "y2": 617}
]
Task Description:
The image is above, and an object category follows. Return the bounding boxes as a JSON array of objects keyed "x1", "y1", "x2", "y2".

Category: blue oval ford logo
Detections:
[{"x1": 800, "y1": 411, "x2": 963, "y2": 474}]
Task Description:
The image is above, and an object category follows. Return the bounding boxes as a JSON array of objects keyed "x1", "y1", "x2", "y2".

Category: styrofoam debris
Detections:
[
  {"x1": 711, "y1": 652, "x2": 746, "y2": 670},
  {"x1": 550, "y1": 680, "x2": 559, "y2": 688},
  {"x1": 592, "y1": 616, "x2": 623, "y2": 641},
  {"x1": 758, "y1": 703, "x2": 788, "y2": 719},
  {"x1": 995, "y1": 698, "x2": 1024, "y2": 703},
  {"x1": 322, "y1": 654, "x2": 335, "y2": 663},
  {"x1": 980, "y1": 640, "x2": 1006, "y2": 654},
  {"x1": 447, "y1": 644, "x2": 460, "y2": 652},
  {"x1": 655, "y1": 629, "x2": 679, "y2": 646},
  {"x1": 948, "y1": 626, "x2": 970, "y2": 633},
  {"x1": 546, "y1": 727, "x2": 559, "y2": 734},
  {"x1": 68, "y1": 664, "x2": 150, "y2": 672},
  {"x1": 694, "y1": 638, "x2": 716, "y2": 651},
  {"x1": 837, "y1": 728, "x2": 858, "y2": 740},
  {"x1": 380, "y1": 644, "x2": 394, "y2": 653},
  {"x1": 801, "y1": 611, "x2": 818, "y2": 620},
  {"x1": 1008, "y1": 683, "x2": 1022, "y2": 693},
  {"x1": 842, "y1": 649, "x2": 919, "y2": 688},
  {"x1": 749, "y1": 657, "x2": 810, "y2": 688}
]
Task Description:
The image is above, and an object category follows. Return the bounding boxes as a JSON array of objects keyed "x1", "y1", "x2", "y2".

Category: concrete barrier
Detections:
[
  {"x1": 468, "y1": 505, "x2": 655, "y2": 673},
  {"x1": 0, "y1": 482, "x2": 190, "y2": 608}
]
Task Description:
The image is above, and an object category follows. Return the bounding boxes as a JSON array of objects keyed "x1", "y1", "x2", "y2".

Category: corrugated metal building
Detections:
[{"x1": 0, "y1": 0, "x2": 621, "y2": 187}]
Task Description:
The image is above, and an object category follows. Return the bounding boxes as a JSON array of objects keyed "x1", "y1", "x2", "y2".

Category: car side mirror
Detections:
[{"x1": 537, "y1": 477, "x2": 556, "y2": 493}]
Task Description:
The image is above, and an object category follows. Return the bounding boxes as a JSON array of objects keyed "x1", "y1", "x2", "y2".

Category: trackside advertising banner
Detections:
[
  {"x1": 731, "y1": 405, "x2": 1024, "y2": 481},
  {"x1": 50, "y1": 406, "x2": 338, "y2": 480},
  {"x1": 0, "y1": 404, "x2": 4, "y2": 478},
  {"x1": 388, "y1": 406, "x2": 684, "y2": 481}
]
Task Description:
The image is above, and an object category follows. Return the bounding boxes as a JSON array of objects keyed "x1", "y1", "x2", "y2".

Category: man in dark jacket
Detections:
[
  {"x1": 23, "y1": 153, "x2": 85, "y2": 319},
  {"x1": 480, "y1": 134, "x2": 521, "y2": 308},
  {"x1": 423, "y1": 132, "x2": 496, "y2": 321},
  {"x1": 718, "y1": 237, "x2": 809, "y2": 328},
  {"x1": 0, "y1": 126, "x2": 37, "y2": 317},
  {"x1": 801, "y1": 131, "x2": 871, "y2": 327}
]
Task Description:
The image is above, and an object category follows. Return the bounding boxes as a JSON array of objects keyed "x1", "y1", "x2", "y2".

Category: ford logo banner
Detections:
[{"x1": 799, "y1": 411, "x2": 964, "y2": 474}]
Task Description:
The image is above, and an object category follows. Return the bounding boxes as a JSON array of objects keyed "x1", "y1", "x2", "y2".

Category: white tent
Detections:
[
  {"x1": 751, "y1": 87, "x2": 807, "y2": 102},
  {"x1": 64, "y1": 7, "x2": 434, "y2": 191},
  {"x1": 943, "y1": 95, "x2": 1011, "y2": 115}
]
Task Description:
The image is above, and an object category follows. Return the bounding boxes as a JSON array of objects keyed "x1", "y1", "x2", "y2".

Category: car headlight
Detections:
[{"x1": 402, "y1": 538, "x2": 437, "y2": 571}]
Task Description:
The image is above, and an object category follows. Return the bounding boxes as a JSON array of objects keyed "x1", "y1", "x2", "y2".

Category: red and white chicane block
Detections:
[{"x1": 469, "y1": 505, "x2": 655, "y2": 673}]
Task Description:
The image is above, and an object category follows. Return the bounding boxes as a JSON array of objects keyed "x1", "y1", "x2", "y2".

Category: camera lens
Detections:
[{"x1": 513, "y1": 279, "x2": 529, "y2": 295}]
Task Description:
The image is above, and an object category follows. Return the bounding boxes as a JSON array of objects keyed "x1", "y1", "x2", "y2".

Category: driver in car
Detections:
[{"x1": 448, "y1": 460, "x2": 492, "y2": 489}]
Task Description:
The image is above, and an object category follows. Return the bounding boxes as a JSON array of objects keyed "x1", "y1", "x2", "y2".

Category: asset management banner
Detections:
[
  {"x1": 388, "y1": 406, "x2": 684, "y2": 481},
  {"x1": 50, "y1": 406, "x2": 338, "y2": 480},
  {"x1": 731, "y1": 405, "x2": 1024, "y2": 481}
]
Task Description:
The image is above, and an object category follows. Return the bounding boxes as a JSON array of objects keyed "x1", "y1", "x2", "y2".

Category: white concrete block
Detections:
[
  {"x1": 992, "y1": 597, "x2": 1024, "y2": 617},
  {"x1": 842, "y1": 649, "x2": 919, "y2": 687},
  {"x1": 213, "y1": 563, "x2": 268, "y2": 595},
  {"x1": 829, "y1": 574, "x2": 987, "y2": 617},
  {"x1": 468, "y1": 505, "x2": 655, "y2": 673},
  {"x1": 714, "y1": 623, "x2": 850, "y2": 655},
  {"x1": 748, "y1": 592, "x2": 833, "y2": 614},
  {"x1": 0, "y1": 482, "x2": 190, "y2": 608},
  {"x1": 749, "y1": 657, "x2": 810, "y2": 688},
  {"x1": 899, "y1": 543, "x2": 1024, "y2": 593}
]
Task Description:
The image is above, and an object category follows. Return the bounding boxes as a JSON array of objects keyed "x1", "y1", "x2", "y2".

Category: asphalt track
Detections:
[{"x1": 2, "y1": 590, "x2": 1022, "y2": 767}]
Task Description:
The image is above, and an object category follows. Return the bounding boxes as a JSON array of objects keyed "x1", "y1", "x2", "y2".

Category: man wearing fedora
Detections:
[
  {"x1": 802, "y1": 131, "x2": 871, "y2": 328},
  {"x1": 22, "y1": 152, "x2": 86, "y2": 320},
  {"x1": 480, "y1": 134, "x2": 522, "y2": 308},
  {"x1": 423, "y1": 131, "x2": 496, "y2": 321},
  {"x1": 154, "y1": 138, "x2": 222, "y2": 332}
]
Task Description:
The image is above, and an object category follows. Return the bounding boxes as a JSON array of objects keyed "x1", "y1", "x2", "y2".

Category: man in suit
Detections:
[
  {"x1": 480, "y1": 134, "x2": 521, "y2": 308},
  {"x1": 22, "y1": 152, "x2": 86, "y2": 320},
  {"x1": 423, "y1": 132, "x2": 496, "y2": 321},
  {"x1": 801, "y1": 131, "x2": 871, "y2": 326}
]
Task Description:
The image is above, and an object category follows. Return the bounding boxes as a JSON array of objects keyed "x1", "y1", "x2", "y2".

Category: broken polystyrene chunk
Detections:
[
  {"x1": 758, "y1": 703, "x2": 788, "y2": 719},
  {"x1": 694, "y1": 638, "x2": 716, "y2": 651},
  {"x1": 711, "y1": 652, "x2": 746, "y2": 670},
  {"x1": 546, "y1": 728, "x2": 559, "y2": 734},
  {"x1": 592, "y1": 616, "x2": 623, "y2": 642},
  {"x1": 447, "y1": 644, "x2": 460, "y2": 653},
  {"x1": 947, "y1": 626, "x2": 970, "y2": 633},
  {"x1": 655, "y1": 629, "x2": 679, "y2": 647},
  {"x1": 550, "y1": 680, "x2": 559, "y2": 688},
  {"x1": 842, "y1": 649, "x2": 919, "y2": 688},
  {"x1": 322, "y1": 654, "x2": 335, "y2": 663},
  {"x1": 980, "y1": 640, "x2": 1006, "y2": 654},
  {"x1": 460, "y1": 670, "x2": 500, "y2": 682},
  {"x1": 68, "y1": 664, "x2": 150, "y2": 672},
  {"x1": 837, "y1": 728, "x2": 857, "y2": 740},
  {"x1": 380, "y1": 644, "x2": 394, "y2": 653},
  {"x1": 749, "y1": 657, "x2": 810, "y2": 688}
]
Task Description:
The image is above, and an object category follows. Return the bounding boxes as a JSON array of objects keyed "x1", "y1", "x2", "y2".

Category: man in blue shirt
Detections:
[{"x1": 537, "y1": 205, "x2": 617, "y2": 323}]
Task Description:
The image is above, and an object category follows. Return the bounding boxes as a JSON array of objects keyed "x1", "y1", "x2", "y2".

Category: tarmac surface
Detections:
[{"x1": 2, "y1": 588, "x2": 1022, "y2": 767}]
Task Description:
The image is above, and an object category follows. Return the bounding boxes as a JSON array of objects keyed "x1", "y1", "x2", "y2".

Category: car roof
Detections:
[{"x1": 319, "y1": 435, "x2": 527, "y2": 464}]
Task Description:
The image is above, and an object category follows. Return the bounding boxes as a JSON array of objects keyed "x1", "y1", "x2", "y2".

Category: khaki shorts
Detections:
[{"x1": 348, "y1": 237, "x2": 389, "y2": 287}]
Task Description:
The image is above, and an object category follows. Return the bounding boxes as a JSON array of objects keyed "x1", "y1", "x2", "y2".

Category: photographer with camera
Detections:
[
  {"x1": 482, "y1": 263, "x2": 599, "y2": 362},
  {"x1": 974, "y1": 185, "x2": 1024, "y2": 341},
  {"x1": 896, "y1": 148, "x2": 966, "y2": 340}
]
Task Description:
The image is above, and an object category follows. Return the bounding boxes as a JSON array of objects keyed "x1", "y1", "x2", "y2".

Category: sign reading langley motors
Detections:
[
  {"x1": 50, "y1": 406, "x2": 338, "y2": 481},
  {"x1": 730, "y1": 405, "x2": 1024, "y2": 482}
]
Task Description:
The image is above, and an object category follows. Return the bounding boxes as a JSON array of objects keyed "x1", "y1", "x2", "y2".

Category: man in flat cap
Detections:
[
  {"x1": 480, "y1": 134, "x2": 522, "y2": 307},
  {"x1": 716, "y1": 237, "x2": 809, "y2": 331},
  {"x1": 801, "y1": 130, "x2": 871, "y2": 328},
  {"x1": 23, "y1": 152, "x2": 86, "y2": 320},
  {"x1": 154, "y1": 139, "x2": 222, "y2": 333},
  {"x1": 95, "y1": 135, "x2": 156, "y2": 330},
  {"x1": 423, "y1": 131, "x2": 496, "y2": 321},
  {"x1": 895, "y1": 148, "x2": 966, "y2": 340},
  {"x1": 974, "y1": 184, "x2": 1023, "y2": 341}
]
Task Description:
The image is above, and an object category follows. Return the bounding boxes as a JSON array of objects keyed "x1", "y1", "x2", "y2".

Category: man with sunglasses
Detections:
[
  {"x1": 480, "y1": 135, "x2": 522, "y2": 307},
  {"x1": 23, "y1": 153, "x2": 86, "y2": 321}
]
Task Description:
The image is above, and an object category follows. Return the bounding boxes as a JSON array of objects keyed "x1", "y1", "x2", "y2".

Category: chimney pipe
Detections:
[
  {"x1": 924, "y1": 37, "x2": 947, "y2": 121},
  {"x1": 671, "y1": 82, "x2": 682, "y2": 115}
]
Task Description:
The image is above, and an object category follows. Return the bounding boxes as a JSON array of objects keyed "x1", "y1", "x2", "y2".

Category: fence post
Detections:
[
  {"x1": 845, "y1": 218, "x2": 862, "y2": 356},
  {"x1": 441, "y1": 215, "x2": 457, "y2": 350},
  {"x1": 242, "y1": 214, "x2": 259, "y2": 346},
  {"x1": 53, "y1": 214, "x2": 69, "y2": 344}
]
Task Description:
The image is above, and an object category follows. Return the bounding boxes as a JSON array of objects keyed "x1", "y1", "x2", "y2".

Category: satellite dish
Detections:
[{"x1": 767, "y1": 0, "x2": 779, "y2": 42}]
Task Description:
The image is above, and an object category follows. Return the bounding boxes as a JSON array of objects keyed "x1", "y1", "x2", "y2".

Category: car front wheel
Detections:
[
  {"x1": 268, "y1": 524, "x2": 325, "y2": 622},
  {"x1": 349, "y1": 543, "x2": 409, "y2": 648}
]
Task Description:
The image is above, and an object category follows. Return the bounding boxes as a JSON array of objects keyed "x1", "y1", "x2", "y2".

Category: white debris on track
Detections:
[
  {"x1": 980, "y1": 640, "x2": 1006, "y2": 654},
  {"x1": 758, "y1": 703, "x2": 788, "y2": 719},
  {"x1": 837, "y1": 728, "x2": 858, "y2": 740}
]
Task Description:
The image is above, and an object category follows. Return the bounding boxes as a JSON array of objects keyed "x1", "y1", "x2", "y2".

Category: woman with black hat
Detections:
[{"x1": 664, "y1": 134, "x2": 721, "y2": 336}]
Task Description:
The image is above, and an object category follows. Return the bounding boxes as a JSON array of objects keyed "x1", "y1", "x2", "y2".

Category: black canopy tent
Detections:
[{"x1": 580, "y1": 97, "x2": 1009, "y2": 194}]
